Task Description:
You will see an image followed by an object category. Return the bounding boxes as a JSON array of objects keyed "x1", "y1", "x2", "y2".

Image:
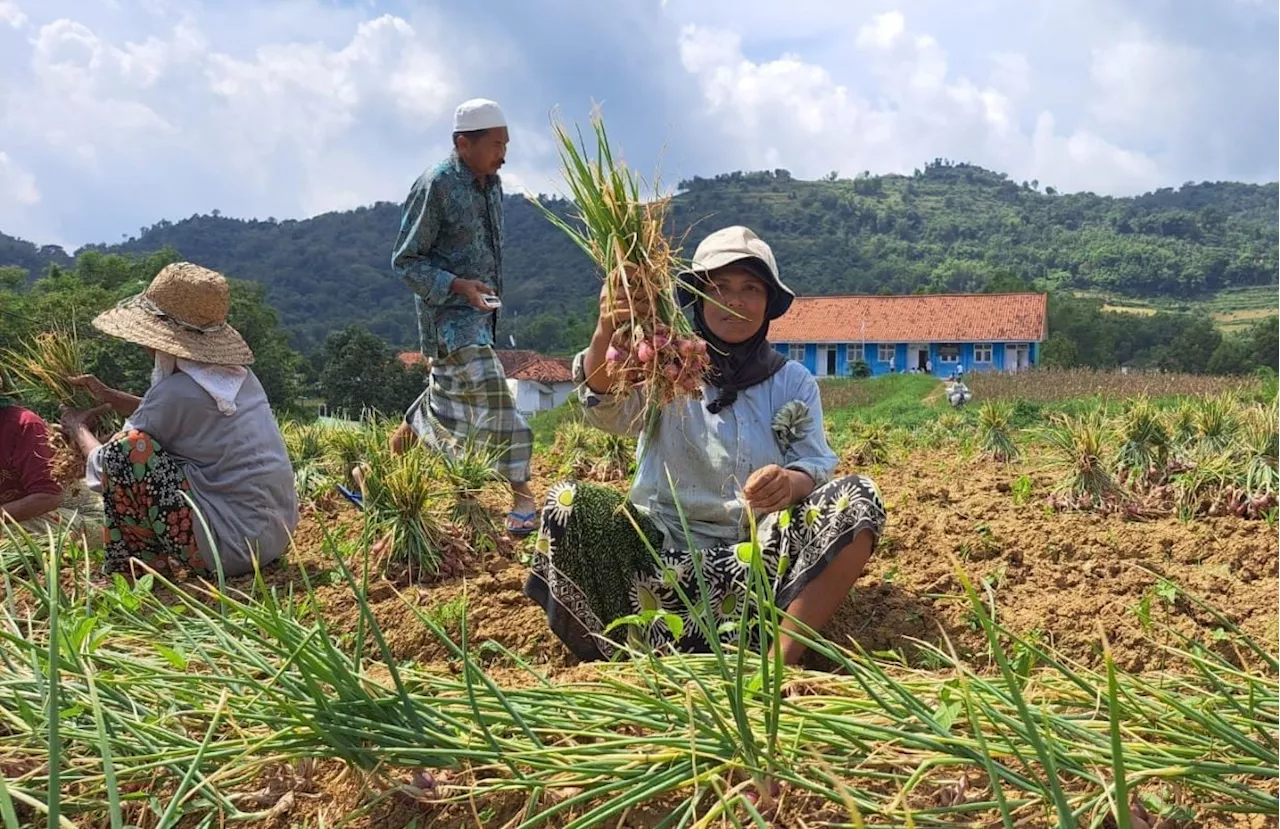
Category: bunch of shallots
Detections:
[
  {"x1": 534, "y1": 106, "x2": 714, "y2": 412},
  {"x1": 605, "y1": 320, "x2": 710, "y2": 404}
]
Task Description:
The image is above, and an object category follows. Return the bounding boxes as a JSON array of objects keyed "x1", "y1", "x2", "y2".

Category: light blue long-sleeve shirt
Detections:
[
  {"x1": 574, "y1": 353, "x2": 837, "y2": 550},
  {"x1": 391, "y1": 153, "x2": 503, "y2": 357}
]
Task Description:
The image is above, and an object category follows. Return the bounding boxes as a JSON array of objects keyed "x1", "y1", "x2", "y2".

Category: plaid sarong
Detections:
[{"x1": 405, "y1": 344, "x2": 533, "y2": 484}]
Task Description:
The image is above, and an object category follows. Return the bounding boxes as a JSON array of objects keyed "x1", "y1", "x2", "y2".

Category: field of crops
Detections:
[
  {"x1": 1076, "y1": 286, "x2": 1278, "y2": 333},
  {"x1": 1, "y1": 371, "x2": 1277, "y2": 828}
]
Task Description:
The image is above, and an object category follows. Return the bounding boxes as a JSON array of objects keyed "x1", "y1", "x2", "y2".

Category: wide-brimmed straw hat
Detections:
[
  {"x1": 92, "y1": 262, "x2": 255, "y2": 365},
  {"x1": 676, "y1": 225, "x2": 796, "y2": 320}
]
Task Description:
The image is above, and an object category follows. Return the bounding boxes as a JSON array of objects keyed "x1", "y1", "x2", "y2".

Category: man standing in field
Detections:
[{"x1": 390, "y1": 98, "x2": 537, "y2": 536}]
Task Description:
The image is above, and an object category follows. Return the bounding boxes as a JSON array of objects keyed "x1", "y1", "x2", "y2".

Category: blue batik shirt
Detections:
[{"x1": 392, "y1": 153, "x2": 504, "y2": 357}]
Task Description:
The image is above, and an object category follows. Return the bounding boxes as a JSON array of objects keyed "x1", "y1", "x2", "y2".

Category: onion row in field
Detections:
[{"x1": 0, "y1": 531, "x2": 1274, "y2": 828}]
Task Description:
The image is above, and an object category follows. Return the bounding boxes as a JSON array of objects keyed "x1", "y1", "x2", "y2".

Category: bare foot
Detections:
[{"x1": 390, "y1": 422, "x2": 417, "y2": 456}]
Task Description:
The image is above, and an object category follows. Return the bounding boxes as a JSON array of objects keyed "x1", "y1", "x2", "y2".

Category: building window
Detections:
[
  {"x1": 847, "y1": 343, "x2": 864, "y2": 364},
  {"x1": 877, "y1": 344, "x2": 895, "y2": 363},
  {"x1": 788, "y1": 344, "x2": 806, "y2": 363},
  {"x1": 973, "y1": 343, "x2": 993, "y2": 363},
  {"x1": 938, "y1": 344, "x2": 960, "y2": 363}
]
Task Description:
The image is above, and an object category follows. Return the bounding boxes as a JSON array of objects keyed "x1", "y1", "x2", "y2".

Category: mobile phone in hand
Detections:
[{"x1": 481, "y1": 294, "x2": 502, "y2": 309}]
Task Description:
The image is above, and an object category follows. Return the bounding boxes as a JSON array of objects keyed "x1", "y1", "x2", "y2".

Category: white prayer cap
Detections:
[{"x1": 453, "y1": 98, "x2": 507, "y2": 132}]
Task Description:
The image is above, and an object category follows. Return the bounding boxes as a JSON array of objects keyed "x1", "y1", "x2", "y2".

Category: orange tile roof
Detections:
[
  {"x1": 495, "y1": 349, "x2": 544, "y2": 375},
  {"x1": 510, "y1": 357, "x2": 573, "y2": 383},
  {"x1": 769, "y1": 293, "x2": 1047, "y2": 344},
  {"x1": 396, "y1": 349, "x2": 547, "y2": 373}
]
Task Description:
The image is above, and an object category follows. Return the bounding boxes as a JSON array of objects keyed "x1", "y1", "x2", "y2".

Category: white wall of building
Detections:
[{"x1": 507, "y1": 379, "x2": 575, "y2": 415}]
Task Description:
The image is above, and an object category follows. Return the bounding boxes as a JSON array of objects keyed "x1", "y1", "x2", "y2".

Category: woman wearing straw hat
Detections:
[
  {"x1": 0, "y1": 367, "x2": 105, "y2": 550},
  {"x1": 60, "y1": 262, "x2": 299, "y2": 578},
  {"x1": 525, "y1": 227, "x2": 885, "y2": 665}
]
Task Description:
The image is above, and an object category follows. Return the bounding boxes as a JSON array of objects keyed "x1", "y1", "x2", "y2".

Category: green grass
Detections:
[
  {"x1": 820, "y1": 374, "x2": 944, "y2": 430},
  {"x1": 528, "y1": 396, "x2": 585, "y2": 448}
]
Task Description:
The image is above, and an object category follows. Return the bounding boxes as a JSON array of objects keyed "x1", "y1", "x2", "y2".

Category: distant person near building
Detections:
[{"x1": 389, "y1": 98, "x2": 536, "y2": 537}]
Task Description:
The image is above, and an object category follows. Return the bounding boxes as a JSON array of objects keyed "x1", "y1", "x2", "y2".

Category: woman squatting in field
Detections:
[
  {"x1": 525, "y1": 226, "x2": 886, "y2": 664},
  {"x1": 60, "y1": 263, "x2": 299, "y2": 579}
]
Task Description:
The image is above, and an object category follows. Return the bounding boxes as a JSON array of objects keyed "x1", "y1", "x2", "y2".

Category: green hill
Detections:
[{"x1": 2, "y1": 159, "x2": 1275, "y2": 353}]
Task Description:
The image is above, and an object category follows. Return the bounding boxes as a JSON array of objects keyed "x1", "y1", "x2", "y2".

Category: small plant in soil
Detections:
[
  {"x1": 358, "y1": 442, "x2": 451, "y2": 579},
  {"x1": 977, "y1": 400, "x2": 1018, "y2": 462},
  {"x1": 1039, "y1": 408, "x2": 1121, "y2": 509},
  {"x1": 1010, "y1": 474, "x2": 1033, "y2": 505},
  {"x1": 1114, "y1": 396, "x2": 1169, "y2": 482},
  {"x1": 846, "y1": 421, "x2": 892, "y2": 467}
]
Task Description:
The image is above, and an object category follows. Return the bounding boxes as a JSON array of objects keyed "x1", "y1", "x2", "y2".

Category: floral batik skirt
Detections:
[
  {"x1": 99, "y1": 430, "x2": 206, "y2": 576},
  {"x1": 524, "y1": 476, "x2": 886, "y2": 661}
]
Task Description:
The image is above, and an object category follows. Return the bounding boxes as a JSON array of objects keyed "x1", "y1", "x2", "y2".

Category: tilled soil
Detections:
[
  {"x1": 272, "y1": 450, "x2": 1277, "y2": 679},
  {"x1": 60, "y1": 450, "x2": 1280, "y2": 828}
]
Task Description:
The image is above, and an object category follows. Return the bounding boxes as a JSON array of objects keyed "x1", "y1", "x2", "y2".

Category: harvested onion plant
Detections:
[
  {"x1": 280, "y1": 420, "x2": 336, "y2": 505},
  {"x1": 0, "y1": 527, "x2": 1275, "y2": 829},
  {"x1": 1040, "y1": 409, "x2": 1120, "y2": 510},
  {"x1": 976, "y1": 401, "x2": 1019, "y2": 462},
  {"x1": 0, "y1": 326, "x2": 94, "y2": 409},
  {"x1": 846, "y1": 421, "x2": 892, "y2": 467},
  {"x1": 1192, "y1": 393, "x2": 1239, "y2": 455},
  {"x1": 427, "y1": 433, "x2": 505, "y2": 532},
  {"x1": 2, "y1": 326, "x2": 110, "y2": 488},
  {"x1": 551, "y1": 422, "x2": 634, "y2": 482},
  {"x1": 1114, "y1": 396, "x2": 1169, "y2": 483},
  {"x1": 357, "y1": 442, "x2": 450, "y2": 579},
  {"x1": 323, "y1": 419, "x2": 383, "y2": 488},
  {"x1": 533, "y1": 110, "x2": 711, "y2": 431}
]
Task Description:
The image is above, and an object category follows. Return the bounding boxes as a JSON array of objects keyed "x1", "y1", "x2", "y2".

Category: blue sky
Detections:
[{"x1": 0, "y1": 0, "x2": 1275, "y2": 249}]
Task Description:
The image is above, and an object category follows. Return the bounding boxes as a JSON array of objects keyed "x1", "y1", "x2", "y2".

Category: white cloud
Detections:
[
  {"x1": 0, "y1": 1, "x2": 25, "y2": 29},
  {"x1": 1089, "y1": 39, "x2": 1201, "y2": 137},
  {"x1": 677, "y1": 11, "x2": 1212, "y2": 194},
  {"x1": 0, "y1": 0, "x2": 1273, "y2": 249},
  {"x1": 0, "y1": 152, "x2": 39, "y2": 205}
]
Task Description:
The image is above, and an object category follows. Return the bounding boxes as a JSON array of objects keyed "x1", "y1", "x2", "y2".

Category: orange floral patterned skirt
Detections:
[{"x1": 100, "y1": 430, "x2": 207, "y2": 575}]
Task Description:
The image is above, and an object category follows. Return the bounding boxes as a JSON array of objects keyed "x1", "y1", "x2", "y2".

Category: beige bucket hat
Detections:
[
  {"x1": 92, "y1": 262, "x2": 255, "y2": 365},
  {"x1": 676, "y1": 225, "x2": 796, "y2": 319}
]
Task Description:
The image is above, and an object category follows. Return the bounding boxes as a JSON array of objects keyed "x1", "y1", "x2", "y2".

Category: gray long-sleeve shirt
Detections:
[{"x1": 87, "y1": 371, "x2": 298, "y2": 575}]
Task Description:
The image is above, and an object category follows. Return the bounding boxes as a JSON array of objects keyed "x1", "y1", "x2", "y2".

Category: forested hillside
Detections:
[{"x1": 2, "y1": 159, "x2": 1275, "y2": 353}]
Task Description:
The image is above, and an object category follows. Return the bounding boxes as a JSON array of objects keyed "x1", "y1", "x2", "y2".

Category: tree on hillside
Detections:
[
  {"x1": 1206, "y1": 337, "x2": 1254, "y2": 375},
  {"x1": 1154, "y1": 317, "x2": 1221, "y2": 374},
  {"x1": 227, "y1": 280, "x2": 302, "y2": 412},
  {"x1": 317, "y1": 325, "x2": 426, "y2": 418},
  {"x1": 1, "y1": 250, "x2": 304, "y2": 412},
  {"x1": 1243, "y1": 317, "x2": 1279, "y2": 372}
]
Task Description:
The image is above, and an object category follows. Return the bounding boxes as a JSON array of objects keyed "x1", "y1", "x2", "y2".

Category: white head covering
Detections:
[
  {"x1": 453, "y1": 98, "x2": 507, "y2": 132},
  {"x1": 152, "y1": 352, "x2": 248, "y2": 416}
]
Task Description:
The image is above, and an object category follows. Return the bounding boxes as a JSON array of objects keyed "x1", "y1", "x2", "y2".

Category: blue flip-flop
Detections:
[
  {"x1": 336, "y1": 484, "x2": 364, "y2": 511},
  {"x1": 506, "y1": 511, "x2": 537, "y2": 538}
]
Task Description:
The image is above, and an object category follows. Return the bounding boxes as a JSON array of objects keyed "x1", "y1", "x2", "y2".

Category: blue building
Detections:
[{"x1": 770, "y1": 293, "x2": 1047, "y2": 379}]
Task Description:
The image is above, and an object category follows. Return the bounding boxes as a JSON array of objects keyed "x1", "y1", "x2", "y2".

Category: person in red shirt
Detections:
[{"x1": 0, "y1": 367, "x2": 104, "y2": 547}]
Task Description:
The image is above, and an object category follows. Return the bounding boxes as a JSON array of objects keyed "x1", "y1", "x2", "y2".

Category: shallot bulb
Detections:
[
  {"x1": 606, "y1": 346, "x2": 625, "y2": 363},
  {"x1": 636, "y1": 340, "x2": 655, "y2": 363}
]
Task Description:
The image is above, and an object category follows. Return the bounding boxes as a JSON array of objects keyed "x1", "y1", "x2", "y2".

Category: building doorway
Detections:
[
  {"x1": 909, "y1": 343, "x2": 929, "y2": 372},
  {"x1": 1005, "y1": 343, "x2": 1030, "y2": 373}
]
